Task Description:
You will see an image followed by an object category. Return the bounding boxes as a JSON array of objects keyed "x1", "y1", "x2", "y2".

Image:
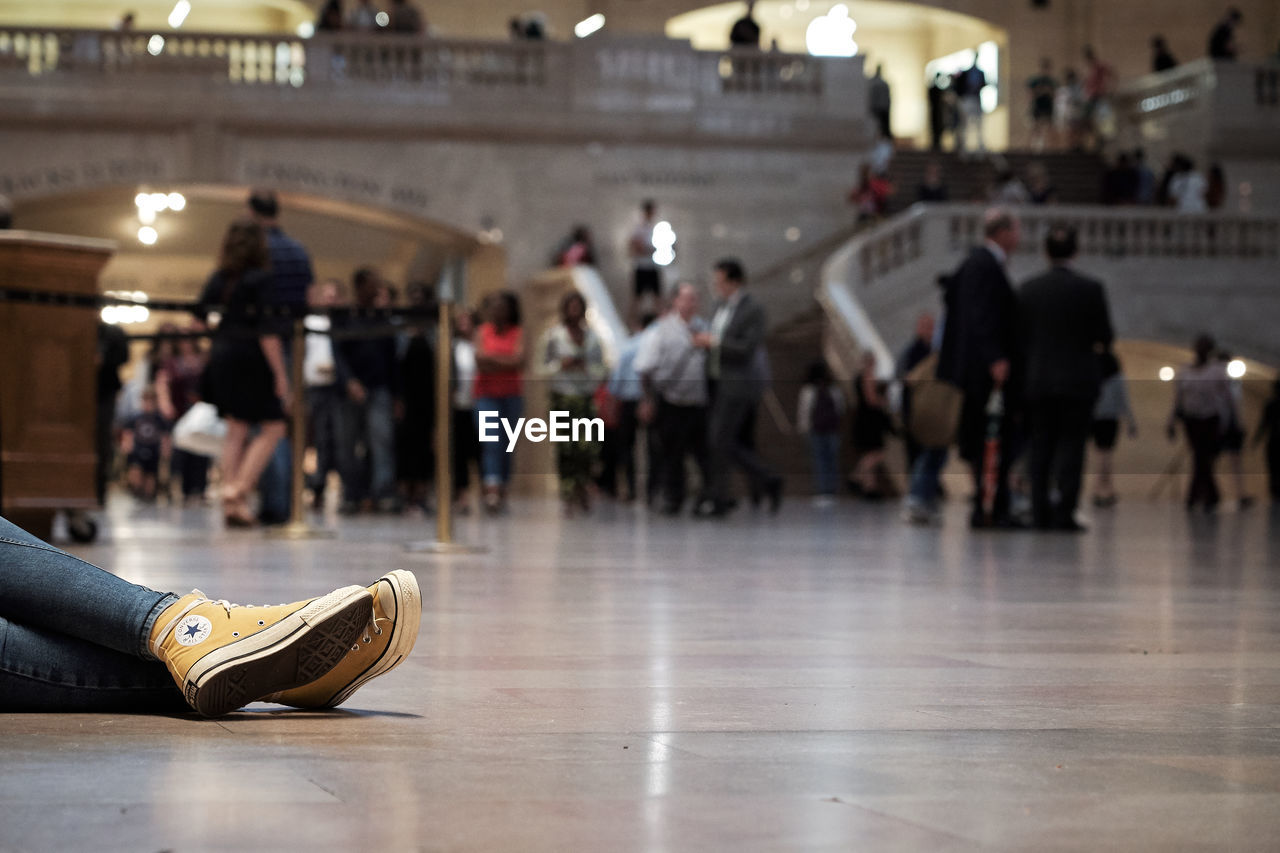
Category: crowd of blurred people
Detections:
[
  {"x1": 884, "y1": 210, "x2": 1272, "y2": 528},
  {"x1": 89, "y1": 0, "x2": 1276, "y2": 525},
  {"x1": 96, "y1": 190, "x2": 1279, "y2": 531},
  {"x1": 99, "y1": 218, "x2": 802, "y2": 524},
  {"x1": 98, "y1": 189, "x2": 455, "y2": 525},
  {"x1": 1099, "y1": 150, "x2": 1229, "y2": 211}
]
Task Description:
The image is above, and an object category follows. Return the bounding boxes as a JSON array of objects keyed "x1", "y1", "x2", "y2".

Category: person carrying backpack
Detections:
[{"x1": 797, "y1": 361, "x2": 846, "y2": 506}]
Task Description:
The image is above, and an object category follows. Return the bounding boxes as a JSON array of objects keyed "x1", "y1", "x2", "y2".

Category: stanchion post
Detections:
[
  {"x1": 271, "y1": 315, "x2": 334, "y2": 539},
  {"x1": 405, "y1": 258, "x2": 485, "y2": 555},
  {"x1": 435, "y1": 298, "x2": 454, "y2": 545}
]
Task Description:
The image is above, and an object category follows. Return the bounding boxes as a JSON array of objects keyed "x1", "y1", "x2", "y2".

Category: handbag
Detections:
[
  {"x1": 172, "y1": 401, "x2": 226, "y2": 459},
  {"x1": 905, "y1": 354, "x2": 963, "y2": 449}
]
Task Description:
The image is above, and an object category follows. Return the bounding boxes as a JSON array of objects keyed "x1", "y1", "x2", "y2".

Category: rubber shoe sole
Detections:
[
  {"x1": 183, "y1": 585, "x2": 373, "y2": 717},
  {"x1": 324, "y1": 570, "x2": 420, "y2": 708}
]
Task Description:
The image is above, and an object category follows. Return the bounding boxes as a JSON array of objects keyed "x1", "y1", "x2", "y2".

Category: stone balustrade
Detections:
[
  {"x1": 848, "y1": 203, "x2": 1279, "y2": 291},
  {"x1": 820, "y1": 203, "x2": 1280, "y2": 370},
  {"x1": 0, "y1": 26, "x2": 869, "y2": 147},
  {"x1": 1113, "y1": 58, "x2": 1280, "y2": 161}
]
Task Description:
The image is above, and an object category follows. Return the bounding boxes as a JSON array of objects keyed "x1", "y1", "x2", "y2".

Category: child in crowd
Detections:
[
  {"x1": 121, "y1": 386, "x2": 170, "y2": 502},
  {"x1": 796, "y1": 361, "x2": 845, "y2": 507}
]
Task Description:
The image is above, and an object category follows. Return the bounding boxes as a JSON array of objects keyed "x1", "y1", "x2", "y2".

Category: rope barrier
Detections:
[
  {"x1": 119, "y1": 321, "x2": 438, "y2": 344},
  {"x1": 0, "y1": 285, "x2": 444, "y2": 343},
  {"x1": 0, "y1": 283, "x2": 441, "y2": 321}
]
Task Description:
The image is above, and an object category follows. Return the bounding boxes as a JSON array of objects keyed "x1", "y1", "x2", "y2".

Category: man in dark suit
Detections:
[
  {"x1": 1018, "y1": 225, "x2": 1114, "y2": 531},
  {"x1": 696, "y1": 259, "x2": 782, "y2": 517},
  {"x1": 936, "y1": 208, "x2": 1022, "y2": 528}
]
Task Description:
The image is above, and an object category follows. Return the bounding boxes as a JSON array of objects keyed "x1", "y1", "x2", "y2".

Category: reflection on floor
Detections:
[{"x1": 4, "y1": 495, "x2": 1280, "y2": 851}]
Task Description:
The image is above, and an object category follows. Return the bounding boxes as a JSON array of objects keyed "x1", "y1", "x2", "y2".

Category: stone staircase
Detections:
[
  {"x1": 756, "y1": 306, "x2": 887, "y2": 498},
  {"x1": 885, "y1": 150, "x2": 1107, "y2": 212}
]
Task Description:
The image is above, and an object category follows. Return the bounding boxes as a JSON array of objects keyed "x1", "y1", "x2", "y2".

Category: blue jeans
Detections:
[
  {"x1": 257, "y1": 348, "x2": 294, "y2": 521},
  {"x1": 808, "y1": 431, "x2": 840, "y2": 496},
  {"x1": 907, "y1": 447, "x2": 949, "y2": 511},
  {"x1": 257, "y1": 435, "x2": 292, "y2": 521},
  {"x1": 0, "y1": 516, "x2": 185, "y2": 712},
  {"x1": 306, "y1": 384, "x2": 344, "y2": 496},
  {"x1": 339, "y1": 385, "x2": 398, "y2": 503},
  {"x1": 474, "y1": 395, "x2": 522, "y2": 487}
]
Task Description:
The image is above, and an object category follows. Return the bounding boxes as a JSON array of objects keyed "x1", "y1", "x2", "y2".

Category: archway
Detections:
[
  {"x1": 667, "y1": 0, "x2": 1008, "y2": 149},
  {"x1": 12, "y1": 184, "x2": 502, "y2": 316}
]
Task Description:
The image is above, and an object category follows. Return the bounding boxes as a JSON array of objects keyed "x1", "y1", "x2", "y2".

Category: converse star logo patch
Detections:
[{"x1": 175, "y1": 614, "x2": 213, "y2": 646}]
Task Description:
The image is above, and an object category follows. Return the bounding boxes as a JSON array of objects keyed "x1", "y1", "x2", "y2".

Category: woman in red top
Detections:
[{"x1": 473, "y1": 291, "x2": 525, "y2": 514}]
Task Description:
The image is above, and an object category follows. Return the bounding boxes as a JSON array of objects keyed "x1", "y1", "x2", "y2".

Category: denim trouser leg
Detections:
[
  {"x1": 908, "y1": 447, "x2": 949, "y2": 510},
  {"x1": 337, "y1": 397, "x2": 367, "y2": 504},
  {"x1": 500, "y1": 396, "x2": 523, "y2": 485},
  {"x1": 259, "y1": 346, "x2": 294, "y2": 518},
  {"x1": 366, "y1": 386, "x2": 397, "y2": 501},
  {"x1": 0, "y1": 516, "x2": 183, "y2": 711},
  {"x1": 475, "y1": 396, "x2": 522, "y2": 487},
  {"x1": 308, "y1": 385, "x2": 342, "y2": 493},
  {"x1": 257, "y1": 436, "x2": 292, "y2": 520},
  {"x1": 809, "y1": 432, "x2": 840, "y2": 496},
  {"x1": 0, "y1": 618, "x2": 188, "y2": 712}
]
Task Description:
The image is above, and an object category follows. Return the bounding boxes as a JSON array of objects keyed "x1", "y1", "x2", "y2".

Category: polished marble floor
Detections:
[{"x1": 3, "y1": 495, "x2": 1280, "y2": 852}]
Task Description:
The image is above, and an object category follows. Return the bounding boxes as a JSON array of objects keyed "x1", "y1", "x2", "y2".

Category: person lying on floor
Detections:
[{"x1": 0, "y1": 516, "x2": 420, "y2": 716}]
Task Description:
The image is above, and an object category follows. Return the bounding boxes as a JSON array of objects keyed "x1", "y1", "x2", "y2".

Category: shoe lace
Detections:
[
  {"x1": 149, "y1": 590, "x2": 288, "y2": 659},
  {"x1": 358, "y1": 614, "x2": 387, "y2": 647},
  {"x1": 153, "y1": 590, "x2": 387, "y2": 657}
]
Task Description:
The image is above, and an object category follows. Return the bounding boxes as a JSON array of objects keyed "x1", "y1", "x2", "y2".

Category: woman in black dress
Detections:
[{"x1": 198, "y1": 218, "x2": 290, "y2": 527}]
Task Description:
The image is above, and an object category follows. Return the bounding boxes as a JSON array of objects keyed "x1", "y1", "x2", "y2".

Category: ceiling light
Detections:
[
  {"x1": 1227, "y1": 359, "x2": 1246, "y2": 379},
  {"x1": 168, "y1": 1, "x2": 191, "y2": 29},
  {"x1": 102, "y1": 305, "x2": 151, "y2": 325},
  {"x1": 652, "y1": 221, "x2": 676, "y2": 267},
  {"x1": 575, "y1": 14, "x2": 605, "y2": 38},
  {"x1": 1158, "y1": 366, "x2": 1175, "y2": 382},
  {"x1": 166, "y1": 192, "x2": 186, "y2": 211},
  {"x1": 138, "y1": 226, "x2": 158, "y2": 245}
]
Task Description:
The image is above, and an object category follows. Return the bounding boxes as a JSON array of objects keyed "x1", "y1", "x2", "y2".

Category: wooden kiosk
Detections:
[{"x1": 0, "y1": 232, "x2": 115, "y2": 540}]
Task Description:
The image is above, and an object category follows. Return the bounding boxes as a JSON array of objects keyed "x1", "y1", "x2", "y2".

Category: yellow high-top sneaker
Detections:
[
  {"x1": 150, "y1": 585, "x2": 373, "y2": 717},
  {"x1": 266, "y1": 570, "x2": 420, "y2": 709}
]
